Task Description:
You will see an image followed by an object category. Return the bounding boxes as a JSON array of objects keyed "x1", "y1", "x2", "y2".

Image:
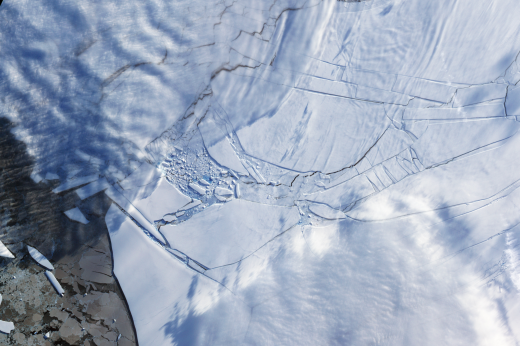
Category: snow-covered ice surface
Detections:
[{"x1": 3, "y1": 0, "x2": 520, "y2": 344}]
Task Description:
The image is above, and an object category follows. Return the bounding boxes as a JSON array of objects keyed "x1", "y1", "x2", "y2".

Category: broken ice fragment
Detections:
[
  {"x1": 75, "y1": 178, "x2": 110, "y2": 200},
  {"x1": 178, "y1": 200, "x2": 202, "y2": 211},
  {"x1": 64, "y1": 207, "x2": 89, "y2": 225},
  {"x1": 45, "y1": 172, "x2": 60, "y2": 180},
  {"x1": 309, "y1": 204, "x2": 346, "y2": 220},
  {"x1": 45, "y1": 271, "x2": 64, "y2": 296},
  {"x1": 189, "y1": 183, "x2": 206, "y2": 195},
  {"x1": 214, "y1": 187, "x2": 234, "y2": 200},
  {"x1": 44, "y1": 332, "x2": 50, "y2": 339},
  {"x1": 27, "y1": 245, "x2": 54, "y2": 271},
  {"x1": 176, "y1": 211, "x2": 185, "y2": 217},
  {"x1": 130, "y1": 178, "x2": 191, "y2": 223},
  {"x1": 0, "y1": 241, "x2": 14, "y2": 258},
  {"x1": 52, "y1": 175, "x2": 99, "y2": 194},
  {"x1": 0, "y1": 321, "x2": 14, "y2": 334},
  {"x1": 30, "y1": 169, "x2": 43, "y2": 183},
  {"x1": 104, "y1": 186, "x2": 167, "y2": 245},
  {"x1": 199, "y1": 179, "x2": 210, "y2": 186},
  {"x1": 235, "y1": 183, "x2": 241, "y2": 198},
  {"x1": 163, "y1": 214, "x2": 176, "y2": 223}
]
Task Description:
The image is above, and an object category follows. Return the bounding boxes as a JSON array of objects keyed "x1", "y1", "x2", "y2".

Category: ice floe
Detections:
[
  {"x1": 309, "y1": 204, "x2": 346, "y2": 220},
  {"x1": 64, "y1": 207, "x2": 89, "y2": 225},
  {"x1": 0, "y1": 241, "x2": 14, "y2": 259},
  {"x1": 104, "y1": 186, "x2": 167, "y2": 245},
  {"x1": 75, "y1": 177, "x2": 110, "y2": 200},
  {"x1": 45, "y1": 271, "x2": 64, "y2": 296},
  {"x1": 27, "y1": 245, "x2": 54, "y2": 271},
  {"x1": 161, "y1": 199, "x2": 300, "y2": 268},
  {"x1": 0, "y1": 321, "x2": 14, "y2": 334},
  {"x1": 52, "y1": 175, "x2": 99, "y2": 194}
]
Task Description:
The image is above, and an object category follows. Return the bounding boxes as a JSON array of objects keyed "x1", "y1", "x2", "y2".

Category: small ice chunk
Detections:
[
  {"x1": 44, "y1": 331, "x2": 50, "y2": 339},
  {"x1": 64, "y1": 207, "x2": 89, "y2": 225},
  {"x1": 176, "y1": 211, "x2": 185, "y2": 217},
  {"x1": 214, "y1": 187, "x2": 234, "y2": 199},
  {"x1": 0, "y1": 241, "x2": 14, "y2": 259},
  {"x1": 163, "y1": 214, "x2": 177, "y2": 222},
  {"x1": 30, "y1": 170, "x2": 43, "y2": 183},
  {"x1": 45, "y1": 271, "x2": 64, "y2": 296},
  {"x1": 75, "y1": 149, "x2": 91, "y2": 161},
  {"x1": 188, "y1": 183, "x2": 206, "y2": 195},
  {"x1": 27, "y1": 245, "x2": 54, "y2": 271},
  {"x1": 89, "y1": 155, "x2": 105, "y2": 165},
  {"x1": 0, "y1": 293, "x2": 2, "y2": 306},
  {"x1": 309, "y1": 204, "x2": 346, "y2": 220},
  {"x1": 66, "y1": 167, "x2": 83, "y2": 178},
  {"x1": 0, "y1": 321, "x2": 14, "y2": 334},
  {"x1": 199, "y1": 179, "x2": 210, "y2": 186},
  {"x1": 235, "y1": 183, "x2": 241, "y2": 199},
  {"x1": 178, "y1": 200, "x2": 202, "y2": 211},
  {"x1": 75, "y1": 178, "x2": 110, "y2": 200},
  {"x1": 52, "y1": 175, "x2": 99, "y2": 194},
  {"x1": 45, "y1": 172, "x2": 60, "y2": 180}
]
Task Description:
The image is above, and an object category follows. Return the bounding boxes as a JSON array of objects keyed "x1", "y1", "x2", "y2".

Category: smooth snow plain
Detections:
[{"x1": 2, "y1": 0, "x2": 520, "y2": 344}]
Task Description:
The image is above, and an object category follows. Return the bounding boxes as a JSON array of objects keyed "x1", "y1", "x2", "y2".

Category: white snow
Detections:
[
  {"x1": 27, "y1": 245, "x2": 54, "y2": 271},
  {"x1": 64, "y1": 207, "x2": 89, "y2": 225},
  {"x1": 309, "y1": 203, "x2": 346, "y2": 220}
]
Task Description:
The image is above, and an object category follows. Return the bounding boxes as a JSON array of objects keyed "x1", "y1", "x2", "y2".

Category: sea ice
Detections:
[
  {"x1": 309, "y1": 204, "x2": 346, "y2": 220},
  {"x1": 161, "y1": 199, "x2": 300, "y2": 268},
  {"x1": 131, "y1": 178, "x2": 191, "y2": 222},
  {"x1": 75, "y1": 178, "x2": 110, "y2": 200},
  {"x1": 105, "y1": 186, "x2": 167, "y2": 245},
  {"x1": 44, "y1": 172, "x2": 59, "y2": 180},
  {"x1": 105, "y1": 205, "x2": 250, "y2": 346},
  {"x1": 64, "y1": 207, "x2": 89, "y2": 225},
  {"x1": 0, "y1": 241, "x2": 14, "y2": 259},
  {"x1": 45, "y1": 271, "x2": 64, "y2": 297},
  {"x1": 27, "y1": 245, "x2": 54, "y2": 271},
  {"x1": 52, "y1": 175, "x2": 99, "y2": 194},
  {"x1": 0, "y1": 321, "x2": 14, "y2": 334}
]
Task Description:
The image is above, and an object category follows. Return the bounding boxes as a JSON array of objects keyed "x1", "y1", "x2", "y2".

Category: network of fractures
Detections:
[{"x1": 2, "y1": 0, "x2": 520, "y2": 344}]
